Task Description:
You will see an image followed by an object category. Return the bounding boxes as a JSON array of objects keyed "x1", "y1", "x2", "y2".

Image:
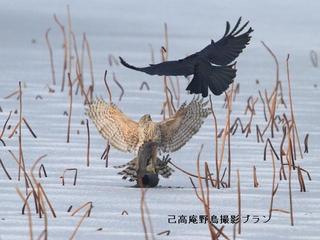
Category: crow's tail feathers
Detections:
[{"x1": 186, "y1": 61, "x2": 236, "y2": 97}]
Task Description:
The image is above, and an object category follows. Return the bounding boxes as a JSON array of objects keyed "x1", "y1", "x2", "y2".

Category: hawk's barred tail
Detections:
[{"x1": 115, "y1": 157, "x2": 174, "y2": 181}]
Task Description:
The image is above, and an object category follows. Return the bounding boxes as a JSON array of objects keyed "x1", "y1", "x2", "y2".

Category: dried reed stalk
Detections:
[
  {"x1": 86, "y1": 119, "x2": 90, "y2": 167},
  {"x1": 261, "y1": 41, "x2": 280, "y2": 138},
  {"x1": 140, "y1": 81, "x2": 150, "y2": 90},
  {"x1": 0, "y1": 110, "x2": 12, "y2": 139},
  {"x1": 61, "y1": 168, "x2": 78, "y2": 186},
  {"x1": 83, "y1": 33, "x2": 95, "y2": 91},
  {"x1": 112, "y1": 72, "x2": 124, "y2": 101},
  {"x1": 67, "y1": 73, "x2": 73, "y2": 143},
  {"x1": 209, "y1": 96, "x2": 220, "y2": 189},
  {"x1": 4, "y1": 89, "x2": 19, "y2": 99},
  {"x1": 53, "y1": 14, "x2": 67, "y2": 92},
  {"x1": 237, "y1": 169, "x2": 241, "y2": 235},
  {"x1": 286, "y1": 55, "x2": 303, "y2": 159},
  {"x1": 45, "y1": 28, "x2": 56, "y2": 85},
  {"x1": 0, "y1": 158, "x2": 12, "y2": 180},
  {"x1": 16, "y1": 187, "x2": 34, "y2": 240},
  {"x1": 253, "y1": 165, "x2": 259, "y2": 188},
  {"x1": 69, "y1": 202, "x2": 92, "y2": 240},
  {"x1": 104, "y1": 70, "x2": 112, "y2": 103},
  {"x1": 23, "y1": 117, "x2": 37, "y2": 138}
]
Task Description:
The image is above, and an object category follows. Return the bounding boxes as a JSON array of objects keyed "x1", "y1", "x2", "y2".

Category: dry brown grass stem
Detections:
[
  {"x1": 71, "y1": 31, "x2": 85, "y2": 96},
  {"x1": 209, "y1": 95, "x2": 220, "y2": 188},
  {"x1": 264, "y1": 138, "x2": 279, "y2": 161},
  {"x1": 67, "y1": 5, "x2": 73, "y2": 76},
  {"x1": 86, "y1": 119, "x2": 90, "y2": 167},
  {"x1": 53, "y1": 14, "x2": 67, "y2": 92},
  {"x1": 166, "y1": 87, "x2": 176, "y2": 113},
  {"x1": 16, "y1": 187, "x2": 34, "y2": 240},
  {"x1": 18, "y1": 82, "x2": 23, "y2": 181},
  {"x1": 310, "y1": 50, "x2": 318, "y2": 67},
  {"x1": 66, "y1": 73, "x2": 73, "y2": 143},
  {"x1": 286, "y1": 55, "x2": 303, "y2": 159},
  {"x1": 140, "y1": 81, "x2": 150, "y2": 90},
  {"x1": 83, "y1": 33, "x2": 95, "y2": 91},
  {"x1": 304, "y1": 134, "x2": 309, "y2": 153},
  {"x1": 61, "y1": 168, "x2": 78, "y2": 186},
  {"x1": 4, "y1": 89, "x2": 19, "y2": 99},
  {"x1": 157, "y1": 230, "x2": 170, "y2": 236},
  {"x1": 0, "y1": 158, "x2": 12, "y2": 180},
  {"x1": 253, "y1": 165, "x2": 259, "y2": 188},
  {"x1": 0, "y1": 110, "x2": 12, "y2": 139},
  {"x1": 268, "y1": 150, "x2": 278, "y2": 220},
  {"x1": 258, "y1": 90, "x2": 268, "y2": 122},
  {"x1": 170, "y1": 160, "x2": 220, "y2": 183},
  {"x1": 236, "y1": 169, "x2": 241, "y2": 235},
  {"x1": 71, "y1": 201, "x2": 92, "y2": 217},
  {"x1": 38, "y1": 164, "x2": 47, "y2": 178},
  {"x1": 23, "y1": 117, "x2": 37, "y2": 138},
  {"x1": 261, "y1": 41, "x2": 280, "y2": 138},
  {"x1": 112, "y1": 72, "x2": 124, "y2": 101},
  {"x1": 104, "y1": 70, "x2": 112, "y2": 103},
  {"x1": 69, "y1": 202, "x2": 92, "y2": 240},
  {"x1": 45, "y1": 28, "x2": 56, "y2": 86}
]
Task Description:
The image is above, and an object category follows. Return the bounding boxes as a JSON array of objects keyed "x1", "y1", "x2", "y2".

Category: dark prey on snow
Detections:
[{"x1": 119, "y1": 17, "x2": 253, "y2": 97}]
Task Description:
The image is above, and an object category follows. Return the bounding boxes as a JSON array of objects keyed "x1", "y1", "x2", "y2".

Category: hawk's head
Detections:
[{"x1": 139, "y1": 114, "x2": 152, "y2": 125}]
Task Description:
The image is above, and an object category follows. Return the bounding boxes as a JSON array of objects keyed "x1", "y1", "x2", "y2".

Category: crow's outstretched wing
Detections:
[
  {"x1": 119, "y1": 56, "x2": 195, "y2": 76},
  {"x1": 200, "y1": 17, "x2": 253, "y2": 65}
]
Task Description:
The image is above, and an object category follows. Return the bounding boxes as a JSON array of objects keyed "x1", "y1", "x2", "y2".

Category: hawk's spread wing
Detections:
[
  {"x1": 86, "y1": 98, "x2": 139, "y2": 153},
  {"x1": 200, "y1": 17, "x2": 253, "y2": 65},
  {"x1": 158, "y1": 97, "x2": 211, "y2": 153}
]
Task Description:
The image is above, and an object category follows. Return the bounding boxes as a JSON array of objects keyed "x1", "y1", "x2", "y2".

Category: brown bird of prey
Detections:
[
  {"x1": 86, "y1": 97, "x2": 211, "y2": 185},
  {"x1": 119, "y1": 17, "x2": 253, "y2": 97}
]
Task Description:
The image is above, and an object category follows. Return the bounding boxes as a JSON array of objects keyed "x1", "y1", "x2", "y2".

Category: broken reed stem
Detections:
[
  {"x1": 67, "y1": 5, "x2": 72, "y2": 76},
  {"x1": 166, "y1": 87, "x2": 177, "y2": 113},
  {"x1": 71, "y1": 31, "x2": 85, "y2": 96},
  {"x1": 195, "y1": 145, "x2": 218, "y2": 239},
  {"x1": 286, "y1": 143, "x2": 294, "y2": 226},
  {"x1": 253, "y1": 165, "x2": 259, "y2": 188},
  {"x1": 209, "y1": 95, "x2": 220, "y2": 189},
  {"x1": 161, "y1": 47, "x2": 173, "y2": 118},
  {"x1": 83, "y1": 33, "x2": 95, "y2": 91},
  {"x1": 69, "y1": 202, "x2": 92, "y2": 240},
  {"x1": 53, "y1": 14, "x2": 67, "y2": 92},
  {"x1": 71, "y1": 202, "x2": 92, "y2": 217},
  {"x1": 269, "y1": 150, "x2": 277, "y2": 220},
  {"x1": 86, "y1": 119, "x2": 90, "y2": 167},
  {"x1": 9, "y1": 150, "x2": 39, "y2": 214},
  {"x1": 39, "y1": 164, "x2": 47, "y2": 178},
  {"x1": 67, "y1": 73, "x2": 73, "y2": 143},
  {"x1": 104, "y1": 70, "x2": 112, "y2": 103},
  {"x1": 0, "y1": 158, "x2": 12, "y2": 180},
  {"x1": 23, "y1": 117, "x2": 37, "y2": 138},
  {"x1": 61, "y1": 168, "x2": 78, "y2": 186},
  {"x1": 45, "y1": 28, "x2": 56, "y2": 85},
  {"x1": 258, "y1": 90, "x2": 268, "y2": 122},
  {"x1": 140, "y1": 81, "x2": 150, "y2": 90},
  {"x1": 0, "y1": 110, "x2": 12, "y2": 139},
  {"x1": 227, "y1": 84, "x2": 234, "y2": 188},
  {"x1": 18, "y1": 81, "x2": 23, "y2": 181},
  {"x1": 112, "y1": 72, "x2": 124, "y2": 101},
  {"x1": 4, "y1": 89, "x2": 19, "y2": 99},
  {"x1": 286, "y1": 54, "x2": 303, "y2": 159},
  {"x1": 169, "y1": 160, "x2": 219, "y2": 183},
  {"x1": 218, "y1": 89, "x2": 233, "y2": 183},
  {"x1": 304, "y1": 134, "x2": 309, "y2": 153},
  {"x1": 237, "y1": 169, "x2": 241, "y2": 235},
  {"x1": 16, "y1": 187, "x2": 34, "y2": 240},
  {"x1": 140, "y1": 188, "x2": 150, "y2": 240},
  {"x1": 101, "y1": 142, "x2": 110, "y2": 167},
  {"x1": 261, "y1": 41, "x2": 279, "y2": 138},
  {"x1": 148, "y1": 44, "x2": 155, "y2": 64}
]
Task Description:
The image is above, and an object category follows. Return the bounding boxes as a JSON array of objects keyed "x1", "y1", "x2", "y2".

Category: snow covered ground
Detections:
[{"x1": 0, "y1": 0, "x2": 320, "y2": 239}]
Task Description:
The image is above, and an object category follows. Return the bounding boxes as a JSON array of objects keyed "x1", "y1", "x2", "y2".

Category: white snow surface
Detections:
[{"x1": 0, "y1": 0, "x2": 320, "y2": 239}]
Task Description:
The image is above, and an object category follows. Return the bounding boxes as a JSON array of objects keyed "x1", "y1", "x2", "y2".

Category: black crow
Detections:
[{"x1": 119, "y1": 17, "x2": 253, "y2": 97}]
